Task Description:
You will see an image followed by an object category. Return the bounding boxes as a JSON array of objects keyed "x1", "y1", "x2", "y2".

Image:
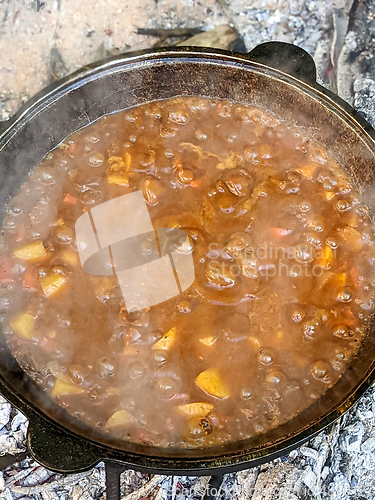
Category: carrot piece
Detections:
[
  {"x1": 342, "y1": 307, "x2": 356, "y2": 326},
  {"x1": 190, "y1": 178, "x2": 205, "y2": 188},
  {"x1": 0, "y1": 257, "x2": 13, "y2": 283},
  {"x1": 349, "y1": 266, "x2": 359, "y2": 287},
  {"x1": 334, "y1": 306, "x2": 356, "y2": 327},
  {"x1": 173, "y1": 159, "x2": 184, "y2": 171},
  {"x1": 166, "y1": 416, "x2": 175, "y2": 431},
  {"x1": 63, "y1": 193, "x2": 79, "y2": 206},
  {"x1": 39, "y1": 337, "x2": 58, "y2": 354},
  {"x1": 269, "y1": 227, "x2": 292, "y2": 238},
  {"x1": 15, "y1": 224, "x2": 25, "y2": 242},
  {"x1": 332, "y1": 273, "x2": 347, "y2": 287},
  {"x1": 22, "y1": 269, "x2": 39, "y2": 290},
  {"x1": 316, "y1": 245, "x2": 334, "y2": 269}
]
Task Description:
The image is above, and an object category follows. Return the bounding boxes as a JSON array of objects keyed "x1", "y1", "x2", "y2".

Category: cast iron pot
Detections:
[{"x1": 0, "y1": 42, "x2": 374, "y2": 483}]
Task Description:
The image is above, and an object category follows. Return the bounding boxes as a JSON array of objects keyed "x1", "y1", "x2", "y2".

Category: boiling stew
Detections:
[{"x1": 1, "y1": 97, "x2": 374, "y2": 448}]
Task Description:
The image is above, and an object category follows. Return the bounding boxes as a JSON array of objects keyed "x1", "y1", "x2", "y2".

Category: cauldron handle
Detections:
[
  {"x1": 26, "y1": 414, "x2": 100, "y2": 472},
  {"x1": 105, "y1": 461, "x2": 127, "y2": 500},
  {"x1": 247, "y1": 41, "x2": 317, "y2": 85}
]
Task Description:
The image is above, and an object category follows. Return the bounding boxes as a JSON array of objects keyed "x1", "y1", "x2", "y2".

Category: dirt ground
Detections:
[{"x1": 0, "y1": 0, "x2": 336, "y2": 120}]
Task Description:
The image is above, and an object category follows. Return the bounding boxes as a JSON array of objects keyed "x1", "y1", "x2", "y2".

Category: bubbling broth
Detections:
[{"x1": 1, "y1": 97, "x2": 374, "y2": 448}]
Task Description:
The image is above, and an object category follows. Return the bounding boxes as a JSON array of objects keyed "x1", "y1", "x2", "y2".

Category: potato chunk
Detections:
[
  {"x1": 9, "y1": 312, "x2": 34, "y2": 339},
  {"x1": 106, "y1": 153, "x2": 132, "y2": 186},
  {"x1": 176, "y1": 402, "x2": 214, "y2": 418},
  {"x1": 40, "y1": 273, "x2": 67, "y2": 297},
  {"x1": 13, "y1": 241, "x2": 47, "y2": 261},
  {"x1": 59, "y1": 249, "x2": 79, "y2": 267},
  {"x1": 152, "y1": 327, "x2": 176, "y2": 350},
  {"x1": 124, "y1": 152, "x2": 132, "y2": 170},
  {"x1": 105, "y1": 409, "x2": 135, "y2": 429},
  {"x1": 296, "y1": 162, "x2": 317, "y2": 180},
  {"x1": 106, "y1": 387, "x2": 120, "y2": 396},
  {"x1": 107, "y1": 174, "x2": 130, "y2": 186},
  {"x1": 325, "y1": 191, "x2": 335, "y2": 200},
  {"x1": 51, "y1": 379, "x2": 85, "y2": 397},
  {"x1": 195, "y1": 368, "x2": 230, "y2": 399},
  {"x1": 199, "y1": 336, "x2": 218, "y2": 347},
  {"x1": 248, "y1": 336, "x2": 261, "y2": 349},
  {"x1": 107, "y1": 156, "x2": 126, "y2": 171},
  {"x1": 123, "y1": 345, "x2": 139, "y2": 356}
]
